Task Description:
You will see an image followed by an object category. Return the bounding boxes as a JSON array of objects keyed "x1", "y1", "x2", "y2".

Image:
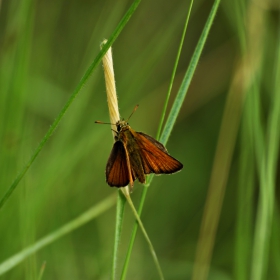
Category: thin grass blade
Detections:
[
  {"x1": 121, "y1": 189, "x2": 164, "y2": 280},
  {"x1": 120, "y1": 0, "x2": 220, "y2": 278},
  {"x1": 250, "y1": 22, "x2": 280, "y2": 280},
  {"x1": 111, "y1": 190, "x2": 126, "y2": 280},
  {"x1": 156, "y1": 0, "x2": 194, "y2": 140},
  {"x1": 0, "y1": 194, "x2": 116, "y2": 276},
  {"x1": 160, "y1": 0, "x2": 221, "y2": 146},
  {"x1": 0, "y1": 0, "x2": 141, "y2": 211}
]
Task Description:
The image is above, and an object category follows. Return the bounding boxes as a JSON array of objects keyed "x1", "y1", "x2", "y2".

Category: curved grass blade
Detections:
[
  {"x1": 120, "y1": 185, "x2": 148, "y2": 280},
  {"x1": 0, "y1": 194, "x2": 116, "y2": 276},
  {"x1": 120, "y1": 0, "x2": 222, "y2": 278},
  {"x1": 0, "y1": 0, "x2": 141, "y2": 211},
  {"x1": 121, "y1": 189, "x2": 164, "y2": 280}
]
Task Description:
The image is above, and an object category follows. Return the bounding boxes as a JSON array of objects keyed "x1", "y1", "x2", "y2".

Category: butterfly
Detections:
[{"x1": 96, "y1": 106, "x2": 183, "y2": 189}]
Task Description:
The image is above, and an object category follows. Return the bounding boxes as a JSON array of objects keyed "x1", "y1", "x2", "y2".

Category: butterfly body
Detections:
[{"x1": 106, "y1": 120, "x2": 183, "y2": 188}]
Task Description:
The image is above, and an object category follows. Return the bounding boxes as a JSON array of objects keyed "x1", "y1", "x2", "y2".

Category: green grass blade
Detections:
[
  {"x1": 235, "y1": 98, "x2": 255, "y2": 280},
  {"x1": 120, "y1": 0, "x2": 221, "y2": 277},
  {"x1": 160, "y1": 0, "x2": 221, "y2": 146},
  {"x1": 121, "y1": 190, "x2": 164, "y2": 280},
  {"x1": 233, "y1": 2, "x2": 257, "y2": 278},
  {"x1": 156, "y1": 0, "x2": 194, "y2": 140},
  {"x1": 0, "y1": 194, "x2": 116, "y2": 276},
  {"x1": 120, "y1": 1, "x2": 193, "y2": 276},
  {"x1": 271, "y1": 205, "x2": 280, "y2": 279},
  {"x1": 269, "y1": 43, "x2": 280, "y2": 275},
  {"x1": 111, "y1": 190, "x2": 126, "y2": 280},
  {"x1": 37, "y1": 261, "x2": 46, "y2": 280},
  {"x1": 192, "y1": 64, "x2": 244, "y2": 280},
  {"x1": 266, "y1": 38, "x2": 280, "y2": 190},
  {"x1": 250, "y1": 23, "x2": 280, "y2": 280},
  {"x1": 120, "y1": 186, "x2": 148, "y2": 279},
  {"x1": 0, "y1": 0, "x2": 141, "y2": 211},
  {"x1": 0, "y1": 0, "x2": 35, "y2": 194}
]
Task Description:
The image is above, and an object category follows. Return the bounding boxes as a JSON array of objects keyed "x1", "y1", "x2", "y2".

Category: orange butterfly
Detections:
[{"x1": 96, "y1": 107, "x2": 183, "y2": 189}]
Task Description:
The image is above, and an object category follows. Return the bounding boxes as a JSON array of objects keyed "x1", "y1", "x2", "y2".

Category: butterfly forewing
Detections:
[
  {"x1": 106, "y1": 141, "x2": 133, "y2": 187},
  {"x1": 135, "y1": 132, "x2": 183, "y2": 174},
  {"x1": 127, "y1": 148, "x2": 146, "y2": 183}
]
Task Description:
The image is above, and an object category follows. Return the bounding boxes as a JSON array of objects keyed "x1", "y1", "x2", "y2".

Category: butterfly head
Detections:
[{"x1": 116, "y1": 120, "x2": 130, "y2": 133}]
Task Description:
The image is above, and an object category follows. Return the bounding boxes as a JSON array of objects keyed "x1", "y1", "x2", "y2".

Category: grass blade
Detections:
[
  {"x1": 111, "y1": 190, "x2": 126, "y2": 280},
  {"x1": 121, "y1": 190, "x2": 164, "y2": 280},
  {"x1": 250, "y1": 22, "x2": 280, "y2": 280},
  {"x1": 120, "y1": 186, "x2": 148, "y2": 279},
  {"x1": 160, "y1": 0, "x2": 221, "y2": 146},
  {"x1": 120, "y1": 2, "x2": 194, "y2": 277},
  {"x1": 156, "y1": 0, "x2": 194, "y2": 140},
  {"x1": 0, "y1": 0, "x2": 141, "y2": 211},
  {"x1": 234, "y1": 92, "x2": 257, "y2": 280},
  {"x1": 37, "y1": 261, "x2": 46, "y2": 280},
  {"x1": 120, "y1": 0, "x2": 221, "y2": 277},
  {"x1": 0, "y1": 194, "x2": 116, "y2": 276},
  {"x1": 192, "y1": 60, "x2": 245, "y2": 280}
]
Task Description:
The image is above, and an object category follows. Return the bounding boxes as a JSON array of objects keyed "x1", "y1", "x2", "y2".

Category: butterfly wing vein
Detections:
[
  {"x1": 136, "y1": 132, "x2": 183, "y2": 174},
  {"x1": 106, "y1": 141, "x2": 130, "y2": 187}
]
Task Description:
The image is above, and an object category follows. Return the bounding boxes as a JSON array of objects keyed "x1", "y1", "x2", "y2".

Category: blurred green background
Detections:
[{"x1": 0, "y1": 0, "x2": 279, "y2": 279}]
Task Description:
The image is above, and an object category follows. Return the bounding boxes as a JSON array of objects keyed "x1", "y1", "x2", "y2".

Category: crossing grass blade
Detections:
[
  {"x1": 0, "y1": 195, "x2": 116, "y2": 276},
  {"x1": 0, "y1": 0, "x2": 141, "y2": 211},
  {"x1": 120, "y1": 0, "x2": 221, "y2": 278}
]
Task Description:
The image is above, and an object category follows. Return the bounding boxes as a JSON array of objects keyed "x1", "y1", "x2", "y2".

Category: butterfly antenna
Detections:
[
  {"x1": 126, "y1": 104, "x2": 139, "y2": 122},
  {"x1": 95, "y1": 121, "x2": 115, "y2": 125}
]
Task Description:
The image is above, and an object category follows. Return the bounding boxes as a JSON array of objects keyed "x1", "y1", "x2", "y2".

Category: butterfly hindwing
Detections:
[
  {"x1": 135, "y1": 132, "x2": 183, "y2": 175},
  {"x1": 106, "y1": 141, "x2": 132, "y2": 187}
]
